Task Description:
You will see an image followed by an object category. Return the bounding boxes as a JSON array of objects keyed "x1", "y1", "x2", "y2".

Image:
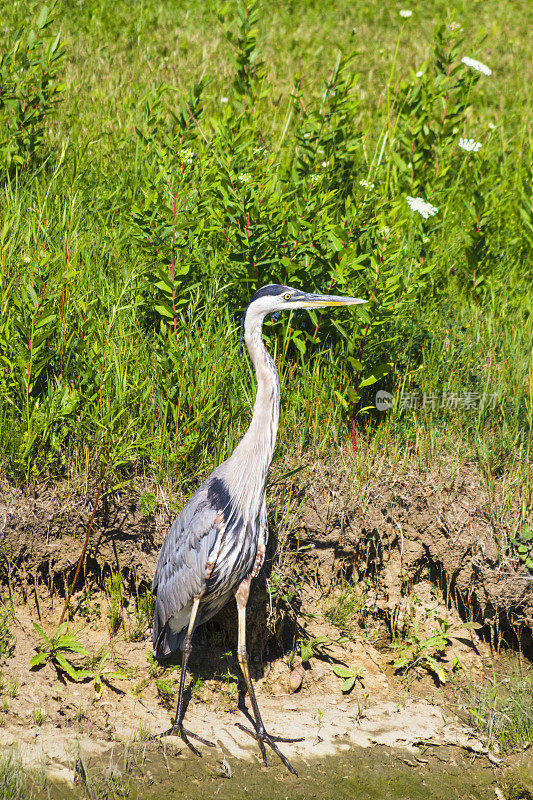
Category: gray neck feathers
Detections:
[{"x1": 225, "y1": 305, "x2": 280, "y2": 515}]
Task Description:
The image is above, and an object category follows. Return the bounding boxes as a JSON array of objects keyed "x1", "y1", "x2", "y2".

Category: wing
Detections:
[{"x1": 151, "y1": 476, "x2": 229, "y2": 657}]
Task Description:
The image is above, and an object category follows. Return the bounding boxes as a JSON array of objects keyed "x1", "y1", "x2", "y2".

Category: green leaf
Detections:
[
  {"x1": 300, "y1": 641, "x2": 313, "y2": 662},
  {"x1": 393, "y1": 657, "x2": 410, "y2": 669},
  {"x1": 32, "y1": 621, "x2": 47, "y2": 641},
  {"x1": 358, "y1": 363, "x2": 392, "y2": 389},
  {"x1": 29, "y1": 652, "x2": 48, "y2": 669},
  {"x1": 342, "y1": 676, "x2": 356, "y2": 692},
  {"x1": 55, "y1": 653, "x2": 92, "y2": 682},
  {"x1": 332, "y1": 665, "x2": 353, "y2": 679},
  {"x1": 520, "y1": 525, "x2": 533, "y2": 543},
  {"x1": 37, "y1": 6, "x2": 48, "y2": 29},
  {"x1": 57, "y1": 636, "x2": 89, "y2": 655}
]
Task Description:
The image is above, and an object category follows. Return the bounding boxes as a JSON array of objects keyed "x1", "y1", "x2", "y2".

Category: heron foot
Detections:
[
  {"x1": 235, "y1": 722, "x2": 303, "y2": 775},
  {"x1": 155, "y1": 723, "x2": 216, "y2": 757}
]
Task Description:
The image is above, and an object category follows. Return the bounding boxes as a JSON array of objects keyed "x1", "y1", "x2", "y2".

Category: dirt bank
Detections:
[
  {"x1": 0, "y1": 449, "x2": 531, "y2": 793},
  {"x1": 1, "y1": 448, "x2": 530, "y2": 650}
]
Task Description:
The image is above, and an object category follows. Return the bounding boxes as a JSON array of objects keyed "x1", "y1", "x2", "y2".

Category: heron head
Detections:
[{"x1": 248, "y1": 284, "x2": 367, "y2": 314}]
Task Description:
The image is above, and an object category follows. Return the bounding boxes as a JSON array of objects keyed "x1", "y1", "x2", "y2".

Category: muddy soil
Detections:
[
  {"x1": 0, "y1": 450, "x2": 531, "y2": 795},
  {"x1": 39, "y1": 745, "x2": 533, "y2": 800}
]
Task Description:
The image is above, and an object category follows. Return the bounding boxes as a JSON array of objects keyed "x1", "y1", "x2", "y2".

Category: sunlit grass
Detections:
[
  {"x1": 0, "y1": 0, "x2": 530, "y2": 545},
  {"x1": 458, "y1": 664, "x2": 533, "y2": 753}
]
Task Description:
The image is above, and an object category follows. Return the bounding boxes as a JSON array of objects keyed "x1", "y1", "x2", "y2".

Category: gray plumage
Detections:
[
  {"x1": 151, "y1": 284, "x2": 364, "y2": 659},
  {"x1": 150, "y1": 284, "x2": 365, "y2": 773}
]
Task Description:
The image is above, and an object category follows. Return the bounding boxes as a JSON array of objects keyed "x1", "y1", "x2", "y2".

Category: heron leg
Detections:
[
  {"x1": 157, "y1": 596, "x2": 215, "y2": 756},
  {"x1": 234, "y1": 579, "x2": 302, "y2": 776}
]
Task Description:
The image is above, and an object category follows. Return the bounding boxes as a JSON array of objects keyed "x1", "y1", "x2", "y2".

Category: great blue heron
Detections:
[{"x1": 152, "y1": 284, "x2": 366, "y2": 774}]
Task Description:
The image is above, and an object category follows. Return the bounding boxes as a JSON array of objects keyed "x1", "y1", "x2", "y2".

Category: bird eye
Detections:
[{"x1": 283, "y1": 292, "x2": 291, "y2": 301}]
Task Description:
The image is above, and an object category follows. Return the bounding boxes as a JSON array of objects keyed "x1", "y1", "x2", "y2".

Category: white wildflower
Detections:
[
  {"x1": 379, "y1": 225, "x2": 390, "y2": 239},
  {"x1": 238, "y1": 172, "x2": 251, "y2": 184},
  {"x1": 311, "y1": 174, "x2": 321, "y2": 182},
  {"x1": 23, "y1": 255, "x2": 31, "y2": 263},
  {"x1": 450, "y1": 22, "x2": 462, "y2": 31},
  {"x1": 253, "y1": 146, "x2": 267, "y2": 156},
  {"x1": 406, "y1": 196, "x2": 438, "y2": 220},
  {"x1": 461, "y1": 56, "x2": 492, "y2": 76},
  {"x1": 359, "y1": 179, "x2": 375, "y2": 189},
  {"x1": 415, "y1": 70, "x2": 423, "y2": 78},
  {"x1": 179, "y1": 148, "x2": 194, "y2": 165},
  {"x1": 458, "y1": 137, "x2": 482, "y2": 153},
  {"x1": 220, "y1": 96, "x2": 229, "y2": 104},
  {"x1": 488, "y1": 122, "x2": 496, "y2": 130},
  {"x1": 321, "y1": 161, "x2": 328, "y2": 168},
  {"x1": 399, "y1": 9, "x2": 412, "y2": 18}
]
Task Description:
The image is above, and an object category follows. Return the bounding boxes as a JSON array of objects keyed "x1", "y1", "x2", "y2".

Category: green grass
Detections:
[
  {"x1": 325, "y1": 582, "x2": 366, "y2": 634},
  {"x1": 0, "y1": 749, "x2": 31, "y2": 800},
  {"x1": 0, "y1": 0, "x2": 530, "y2": 567},
  {"x1": 458, "y1": 665, "x2": 533, "y2": 754}
]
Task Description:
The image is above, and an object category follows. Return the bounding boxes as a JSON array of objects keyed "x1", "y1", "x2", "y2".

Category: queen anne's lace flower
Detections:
[
  {"x1": 461, "y1": 57, "x2": 492, "y2": 76},
  {"x1": 458, "y1": 138, "x2": 482, "y2": 153},
  {"x1": 179, "y1": 148, "x2": 194, "y2": 165},
  {"x1": 238, "y1": 172, "x2": 251, "y2": 184},
  {"x1": 399, "y1": 9, "x2": 412, "y2": 17},
  {"x1": 406, "y1": 196, "x2": 438, "y2": 220}
]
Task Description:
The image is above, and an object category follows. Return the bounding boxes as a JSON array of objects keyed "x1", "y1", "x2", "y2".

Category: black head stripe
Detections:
[{"x1": 250, "y1": 284, "x2": 292, "y2": 303}]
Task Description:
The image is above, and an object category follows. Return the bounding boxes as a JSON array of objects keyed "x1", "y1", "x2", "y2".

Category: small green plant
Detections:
[
  {"x1": 0, "y1": 604, "x2": 15, "y2": 660},
  {"x1": 73, "y1": 586, "x2": 102, "y2": 624},
  {"x1": 390, "y1": 617, "x2": 478, "y2": 684},
  {"x1": 7, "y1": 680, "x2": 18, "y2": 699},
  {"x1": 298, "y1": 635, "x2": 341, "y2": 665},
  {"x1": 297, "y1": 635, "x2": 360, "y2": 692},
  {"x1": 106, "y1": 572, "x2": 124, "y2": 636},
  {"x1": 29, "y1": 622, "x2": 91, "y2": 682},
  {"x1": 83, "y1": 650, "x2": 127, "y2": 698},
  {"x1": 332, "y1": 664, "x2": 363, "y2": 693},
  {"x1": 146, "y1": 652, "x2": 161, "y2": 679},
  {"x1": 126, "y1": 591, "x2": 154, "y2": 642},
  {"x1": 325, "y1": 583, "x2": 366, "y2": 633},
  {"x1": 155, "y1": 677, "x2": 175, "y2": 703},
  {"x1": 314, "y1": 708, "x2": 323, "y2": 739},
  {"x1": 139, "y1": 491, "x2": 157, "y2": 517},
  {"x1": 511, "y1": 525, "x2": 533, "y2": 573},
  {"x1": 189, "y1": 673, "x2": 205, "y2": 698},
  {"x1": 32, "y1": 706, "x2": 45, "y2": 726}
]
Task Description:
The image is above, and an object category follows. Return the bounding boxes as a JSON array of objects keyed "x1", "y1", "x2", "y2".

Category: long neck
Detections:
[{"x1": 226, "y1": 307, "x2": 280, "y2": 511}]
